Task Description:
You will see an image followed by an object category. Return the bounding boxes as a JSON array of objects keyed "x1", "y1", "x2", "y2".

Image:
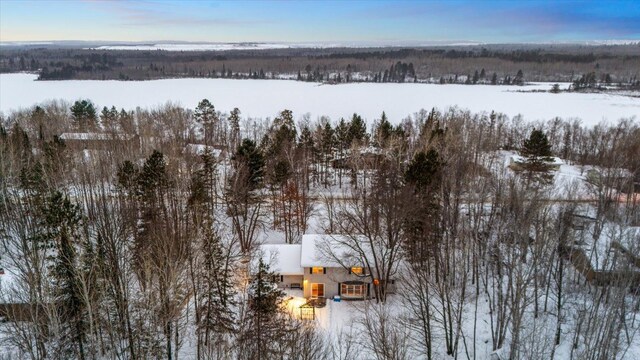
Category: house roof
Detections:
[
  {"x1": 259, "y1": 244, "x2": 304, "y2": 275},
  {"x1": 511, "y1": 154, "x2": 564, "y2": 166},
  {"x1": 258, "y1": 234, "x2": 369, "y2": 272},
  {"x1": 184, "y1": 144, "x2": 223, "y2": 158},
  {"x1": 300, "y1": 234, "x2": 366, "y2": 268}
]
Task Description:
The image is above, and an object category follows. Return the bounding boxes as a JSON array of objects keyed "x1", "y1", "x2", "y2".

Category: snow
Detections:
[
  {"x1": 301, "y1": 234, "x2": 340, "y2": 267},
  {"x1": 300, "y1": 234, "x2": 367, "y2": 267},
  {"x1": 91, "y1": 42, "x2": 292, "y2": 51},
  {"x1": 282, "y1": 289, "x2": 363, "y2": 331},
  {"x1": 0, "y1": 269, "x2": 14, "y2": 297},
  {"x1": 2, "y1": 74, "x2": 638, "y2": 126},
  {"x1": 184, "y1": 144, "x2": 222, "y2": 158},
  {"x1": 87, "y1": 41, "x2": 484, "y2": 51},
  {"x1": 584, "y1": 224, "x2": 640, "y2": 271},
  {"x1": 59, "y1": 132, "x2": 136, "y2": 140},
  {"x1": 510, "y1": 154, "x2": 564, "y2": 166},
  {"x1": 258, "y1": 244, "x2": 304, "y2": 275}
]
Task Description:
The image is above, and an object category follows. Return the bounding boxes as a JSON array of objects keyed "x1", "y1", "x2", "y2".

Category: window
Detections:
[
  {"x1": 350, "y1": 267, "x2": 363, "y2": 275},
  {"x1": 341, "y1": 283, "x2": 365, "y2": 297},
  {"x1": 311, "y1": 283, "x2": 325, "y2": 297},
  {"x1": 312, "y1": 267, "x2": 324, "y2": 274}
]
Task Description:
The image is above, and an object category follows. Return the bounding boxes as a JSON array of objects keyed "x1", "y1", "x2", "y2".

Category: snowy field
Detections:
[
  {"x1": 88, "y1": 41, "x2": 484, "y2": 51},
  {"x1": 1, "y1": 73, "x2": 638, "y2": 126},
  {"x1": 91, "y1": 42, "x2": 293, "y2": 51}
]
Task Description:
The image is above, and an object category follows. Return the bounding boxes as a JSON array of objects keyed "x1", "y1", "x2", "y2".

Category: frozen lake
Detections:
[{"x1": 1, "y1": 73, "x2": 638, "y2": 125}]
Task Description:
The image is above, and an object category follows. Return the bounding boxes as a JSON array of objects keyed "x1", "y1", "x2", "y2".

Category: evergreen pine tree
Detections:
[
  {"x1": 134, "y1": 150, "x2": 170, "y2": 277},
  {"x1": 520, "y1": 129, "x2": 555, "y2": 183},
  {"x1": 515, "y1": 69, "x2": 524, "y2": 85},
  {"x1": 233, "y1": 139, "x2": 265, "y2": 190},
  {"x1": 404, "y1": 149, "x2": 444, "y2": 262},
  {"x1": 239, "y1": 258, "x2": 287, "y2": 359},
  {"x1": 320, "y1": 122, "x2": 334, "y2": 157},
  {"x1": 249, "y1": 258, "x2": 284, "y2": 317},
  {"x1": 335, "y1": 118, "x2": 350, "y2": 151},
  {"x1": 348, "y1": 113, "x2": 367, "y2": 145},
  {"x1": 229, "y1": 107, "x2": 241, "y2": 151},
  {"x1": 44, "y1": 191, "x2": 88, "y2": 359},
  {"x1": 70, "y1": 100, "x2": 97, "y2": 131},
  {"x1": 188, "y1": 158, "x2": 236, "y2": 348},
  {"x1": 375, "y1": 112, "x2": 393, "y2": 146},
  {"x1": 198, "y1": 227, "x2": 236, "y2": 339},
  {"x1": 195, "y1": 99, "x2": 217, "y2": 145}
]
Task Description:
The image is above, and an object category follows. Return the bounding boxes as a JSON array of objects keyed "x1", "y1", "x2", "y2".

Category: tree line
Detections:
[{"x1": 2, "y1": 44, "x2": 638, "y2": 84}]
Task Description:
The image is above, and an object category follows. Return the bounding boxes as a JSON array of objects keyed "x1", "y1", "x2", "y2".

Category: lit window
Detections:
[
  {"x1": 312, "y1": 267, "x2": 324, "y2": 274},
  {"x1": 311, "y1": 283, "x2": 325, "y2": 297},
  {"x1": 351, "y1": 267, "x2": 363, "y2": 275},
  {"x1": 341, "y1": 283, "x2": 365, "y2": 297}
]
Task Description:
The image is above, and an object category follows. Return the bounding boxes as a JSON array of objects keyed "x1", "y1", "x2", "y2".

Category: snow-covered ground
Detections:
[
  {"x1": 87, "y1": 41, "x2": 486, "y2": 51},
  {"x1": 91, "y1": 42, "x2": 293, "y2": 51},
  {"x1": 2, "y1": 74, "x2": 638, "y2": 126}
]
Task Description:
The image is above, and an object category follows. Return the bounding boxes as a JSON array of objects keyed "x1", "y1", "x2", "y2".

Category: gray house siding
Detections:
[
  {"x1": 302, "y1": 267, "x2": 372, "y2": 299},
  {"x1": 275, "y1": 275, "x2": 304, "y2": 289}
]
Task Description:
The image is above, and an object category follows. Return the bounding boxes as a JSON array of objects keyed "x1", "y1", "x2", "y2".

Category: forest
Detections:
[
  {"x1": 1, "y1": 44, "x2": 639, "y2": 87},
  {"x1": 0, "y1": 98, "x2": 639, "y2": 360}
]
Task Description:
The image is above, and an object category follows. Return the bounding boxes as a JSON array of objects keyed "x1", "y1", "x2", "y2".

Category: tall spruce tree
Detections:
[
  {"x1": 45, "y1": 191, "x2": 88, "y2": 359},
  {"x1": 134, "y1": 150, "x2": 170, "y2": 279},
  {"x1": 233, "y1": 139, "x2": 264, "y2": 191},
  {"x1": 188, "y1": 156, "x2": 236, "y2": 352},
  {"x1": 70, "y1": 100, "x2": 97, "y2": 131},
  {"x1": 229, "y1": 107, "x2": 241, "y2": 152},
  {"x1": 348, "y1": 113, "x2": 367, "y2": 145},
  {"x1": 374, "y1": 112, "x2": 393, "y2": 147},
  {"x1": 520, "y1": 129, "x2": 555, "y2": 183},
  {"x1": 240, "y1": 258, "x2": 288, "y2": 360},
  {"x1": 195, "y1": 99, "x2": 217, "y2": 145},
  {"x1": 227, "y1": 139, "x2": 266, "y2": 252},
  {"x1": 404, "y1": 149, "x2": 444, "y2": 262}
]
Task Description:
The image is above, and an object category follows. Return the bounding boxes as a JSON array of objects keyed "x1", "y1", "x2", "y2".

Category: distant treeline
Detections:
[
  {"x1": 320, "y1": 48, "x2": 606, "y2": 63},
  {"x1": 1, "y1": 44, "x2": 639, "y2": 84}
]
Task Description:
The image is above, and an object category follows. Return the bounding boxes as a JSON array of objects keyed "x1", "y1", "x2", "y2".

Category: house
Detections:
[
  {"x1": 184, "y1": 143, "x2": 226, "y2": 161},
  {"x1": 331, "y1": 147, "x2": 385, "y2": 171},
  {"x1": 586, "y1": 167, "x2": 636, "y2": 191},
  {"x1": 259, "y1": 244, "x2": 304, "y2": 289},
  {"x1": 259, "y1": 234, "x2": 388, "y2": 300},
  {"x1": 508, "y1": 154, "x2": 563, "y2": 171}
]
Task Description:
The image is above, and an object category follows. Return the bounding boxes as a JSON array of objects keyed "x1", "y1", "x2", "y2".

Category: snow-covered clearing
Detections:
[{"x1": 2, "y1": 74, "x2": 638, "y2": 126}]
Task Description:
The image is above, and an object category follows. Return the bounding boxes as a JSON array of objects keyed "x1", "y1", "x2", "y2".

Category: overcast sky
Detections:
[{"x1": 1, "y1": 0, "x2": 639, "y2": 43}]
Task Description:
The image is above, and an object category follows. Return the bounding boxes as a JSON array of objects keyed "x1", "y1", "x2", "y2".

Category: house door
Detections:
[{"x1": 311, "y1": 283, "x2": 325, "y2": 298}]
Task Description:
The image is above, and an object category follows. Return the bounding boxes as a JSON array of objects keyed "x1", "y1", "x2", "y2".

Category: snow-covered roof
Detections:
[
  {"x1": 300, "y1": 234, "x2": 366, "y2": 268},
  {"x1": 511, "y1": 154, "x2": 564, "y2": 166},
  {"x1": 257, "y1": 234, "x2": 370, "y2": 271},
  {"x1": 60, "y1": 132, "x2": 136, "y2": 141},
  {"x1": 259, "y1": 244, "x2": 304, "y2": 275},
  {"x1": 184, "y1": 144, "x2": 223, "y2": 158}
]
